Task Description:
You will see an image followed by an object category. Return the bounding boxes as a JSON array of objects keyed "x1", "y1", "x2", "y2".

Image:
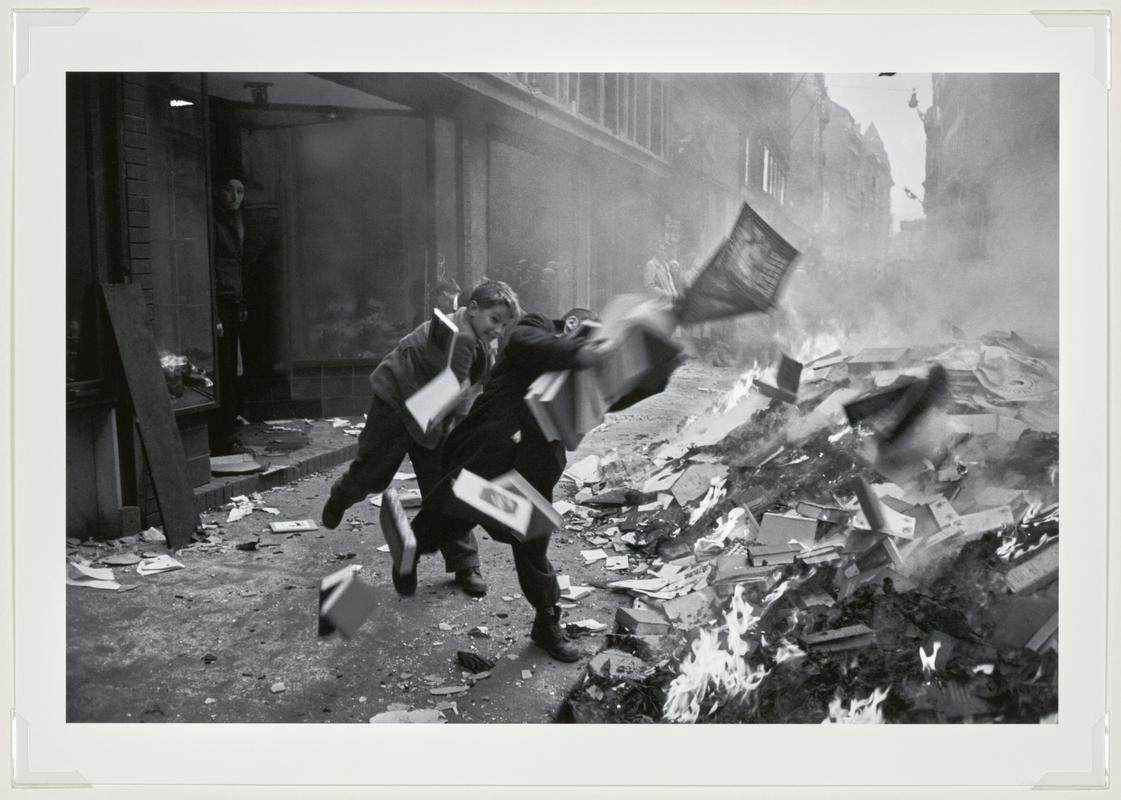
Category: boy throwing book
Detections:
[
  {"x1": 380, "y1": 307, "x2": 680, "y2": 662},
  {"x1": 321, "y1": 280, "x2": 520, "y2": 597}
]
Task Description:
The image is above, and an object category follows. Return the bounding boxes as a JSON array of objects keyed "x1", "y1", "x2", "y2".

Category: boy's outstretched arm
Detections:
[{"x1": 503, "y1": 315, "x2": 587, "y2": 372}]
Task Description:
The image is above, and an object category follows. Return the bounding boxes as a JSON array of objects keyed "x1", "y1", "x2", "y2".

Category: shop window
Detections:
[
  {"x1": 288, "y1": 115, "x2": 428, "y2": 360},
  {"x1": 487, "y1": 137, "x2": 580, "y2": 319},
  {"x1": 144, "y1": 73, "x2": 217, "y2": 411}
]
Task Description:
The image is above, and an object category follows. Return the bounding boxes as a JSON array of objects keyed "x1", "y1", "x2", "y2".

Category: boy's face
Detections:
[
  {"x1": 467, "y1": 301, "x2": 513, "y2": 343},
  {"x1": 219, "y1": 179, "x2": 245, "y2": 212}
]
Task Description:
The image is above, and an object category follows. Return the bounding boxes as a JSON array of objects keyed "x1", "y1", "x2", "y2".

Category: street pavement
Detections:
[{"x1": 66, "y1": 358, "x2": 743, "y2": 724}]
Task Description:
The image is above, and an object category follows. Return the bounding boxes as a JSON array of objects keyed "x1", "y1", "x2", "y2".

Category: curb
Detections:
[{"x1": 193, "y1": 442, "x2": 359, "y2": 514}]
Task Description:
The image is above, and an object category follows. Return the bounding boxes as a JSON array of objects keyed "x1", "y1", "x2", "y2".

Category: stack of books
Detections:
[{"x1": 525, "y1": 318, "x2": 680, "y2": 451}]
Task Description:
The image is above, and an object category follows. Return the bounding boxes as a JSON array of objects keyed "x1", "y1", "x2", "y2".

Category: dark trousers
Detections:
[
  {"x1": 410, "y1": 426, "x2": 563, "y2": 610},
  {"x1": 209, "y1": 303, "x2": 243, "y2": 451},
  {"x1": 330, "y1": 394, "x2": 479, "y2": 573}
]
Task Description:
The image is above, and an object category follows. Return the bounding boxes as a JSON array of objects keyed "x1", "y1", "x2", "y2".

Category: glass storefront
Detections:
[{"x1": 487, "y1": 136, "x2": 580, "y2": 318}]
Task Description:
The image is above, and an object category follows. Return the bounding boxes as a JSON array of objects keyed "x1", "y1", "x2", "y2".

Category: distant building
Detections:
[
  {"x1": 890, "y1": 218, "x2": 926, "y2": 261},
  {"x1": 786, "y1": 78, "x2": 893, "y2": 268},
  {"x1": 921, "y1": 74, "x2": 1059, "y2": 277}
]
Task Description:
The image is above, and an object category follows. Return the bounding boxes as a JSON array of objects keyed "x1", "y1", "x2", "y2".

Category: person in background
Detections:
[
  {"x1": 209, "y1": 170, "x2": 250, "y2": 455},
  {"x1": 429, "y1": 277, "x2": 461, "y2": 317},
  {"x1": 642, "y1": 240, "x2": 678, "y2": 303},
  {"x1": 321, "y1": 280, "x2": 521, "y2": 597}
]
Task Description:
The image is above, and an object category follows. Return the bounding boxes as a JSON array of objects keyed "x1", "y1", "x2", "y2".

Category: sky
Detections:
[{"x1": 823, "y1": 73, "x2": 933, "y2": 231}]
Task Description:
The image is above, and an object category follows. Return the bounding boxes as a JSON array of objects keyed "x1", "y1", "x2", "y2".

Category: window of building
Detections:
[
  {"x1": 286, "y1": 114, "x2": 429, "y2": 360},
  {"x1": 578, "y1": 73, "x2": 599, "y2": 120},
  {"x1": 509, "y1": 72, "x2": 667, "y2": 159},
  {"x1": 743, "y1": 136, "x2": 751, "y2": 187},
  {"x1": 636, "y1": 74, "x2": 651, "y2": 149},
  {"x1": 650, "y1": 80, "x2": 665, "y2": 157},
  {"x1": 603, "y1": 73, "x2": 619, "y2": 132},
  {"x1": 760, "y1": 144, "x2": 787, "y2": 204},
  {"x1": 487, "y1": 136, "x2": 580, "y2": 319}
]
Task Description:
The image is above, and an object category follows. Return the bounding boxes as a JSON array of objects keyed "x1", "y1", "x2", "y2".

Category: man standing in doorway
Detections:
[{"x1": 210, "y1": 170, "x2": 249, "y2": 456}]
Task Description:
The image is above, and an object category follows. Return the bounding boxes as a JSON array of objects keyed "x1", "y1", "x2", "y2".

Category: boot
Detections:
[
  {"x1": 530, "y1": 606, "x2": 581, "y2": 662},
  {"x1": 453, "y1": 567, "x2": 488, "y2": 597},
  {"x1": 320, "y1": 479, "x2": 345, "y2": 528},
  {"x1": 321, "y1": 495, "x2": 345, "y2": 531}
]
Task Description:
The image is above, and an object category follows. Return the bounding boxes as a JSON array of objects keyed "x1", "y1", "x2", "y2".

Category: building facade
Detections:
[
  {"x1": 67, "y1": 71, "x2": 809, "y2": 537},
  {"x1": 921, "y1": 73, "x2": 1059, "y2": 284}
]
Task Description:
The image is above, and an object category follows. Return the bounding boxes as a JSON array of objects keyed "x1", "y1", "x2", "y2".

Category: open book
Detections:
[
  {"x1": 492, "y1": 470, "x2": 564, "y2": 543},
  {"x1": 405, "y1": 308, "x2": 468, "y2": 436},
  {"x1": 449, "y1": 469, "x2": 534, "y2": 540}
]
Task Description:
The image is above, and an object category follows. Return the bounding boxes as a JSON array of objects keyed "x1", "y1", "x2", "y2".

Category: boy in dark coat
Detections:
[
  {"x1": 380, "y1": 308, "x2": 680, "y2": 661},
  {"x1": 322, "y1": 280, "x2": 520, "y2": 596}
]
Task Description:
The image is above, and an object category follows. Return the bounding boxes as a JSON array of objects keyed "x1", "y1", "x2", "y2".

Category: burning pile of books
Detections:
[{"x1": 556, "y1": 330, "x2": 1059, "y2": 724}]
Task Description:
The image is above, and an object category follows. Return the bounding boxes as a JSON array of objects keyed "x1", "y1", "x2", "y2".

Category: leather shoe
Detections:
[
  {"x1": 531, "y1": 606, "x2": 581, "y2": 662},
  {"x1": 454, "y1": 567, "x2": 487, "y2": 597},
  {"x1": 321, "y1": 498, "x2": 344, "y2": 530},
  {"x1": 392, "y1": 563, "x2": 417, "y2": 596}
]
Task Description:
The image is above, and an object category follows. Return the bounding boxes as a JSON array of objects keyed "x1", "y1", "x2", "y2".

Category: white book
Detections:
[
  {"x1": 405, "y1": 309, "x2": 466, "y2": 434},
  {"x1": 493, "y1": 470, "x2": 563, "y2": 542},
  {"x1": 451, "y1": 469, "x2": 534, "y2": 538}
]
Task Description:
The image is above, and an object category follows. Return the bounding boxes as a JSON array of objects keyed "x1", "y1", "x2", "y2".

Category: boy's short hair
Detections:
[
  {"x1": 561, "y1": 307, "x2": 596, "y2": 324},
  {"x1": 432, "y1": 277, "x2": 461, "y2": 297},
  {"x1": 470, "y1": 279, "x2": 522, "y2": 318}
]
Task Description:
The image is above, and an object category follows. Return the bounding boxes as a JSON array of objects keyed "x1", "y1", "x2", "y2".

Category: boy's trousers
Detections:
[
  {"x1": 409, "y1": 425, "x2": 563, "y2": 610},
  {"x1": 330, "y1": 394, "x2": 480, "y2": 573}
]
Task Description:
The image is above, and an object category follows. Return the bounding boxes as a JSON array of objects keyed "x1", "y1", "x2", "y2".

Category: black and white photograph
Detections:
[
  {"x1": 64, "y1": 69, "x2": 1062, "y2": 726},
  {"x1": 7, "y1": 4, "x2": 1114, "y2": 791}
]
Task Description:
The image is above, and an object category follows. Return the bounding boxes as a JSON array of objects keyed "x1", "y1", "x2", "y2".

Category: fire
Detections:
[
  {"x1": 793, "y1": 332, "x2": 844, "y2": 366},
  {"x1": 688, "y1": 478, "x2": 728, "y2": 525},
  {"x1": 762, "y1": 577, "x2": 792, "y2": 607},
  {"x1": 720, "y1": 362, "x2": 764, "y2": 413},
  {"x1": 821, "y1": 687, "x2": 891, "y2": 724},
  {"x1": 773, "y1": 639, "x2": 806, "y2": 664},
  {"x1": 663, "y1": 585, "x2": 768, "y2": 723},
  {"x1": 919, "y1": 641, "x2": 941, "y2": 676},
  {"x1": 997, "y1": 531, "x2": 1054, "y2": 562}
]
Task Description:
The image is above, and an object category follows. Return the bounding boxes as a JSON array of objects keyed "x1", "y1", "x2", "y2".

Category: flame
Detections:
[
  {"x1": 762, "y1": 577, "x2": 792, "y2": 607},
  {"x1": 821, "y1": 687, "x2": 891, "y2": 724},
  {"x1": 997, "y1": 531, "x2": 1055, "y2": 563},
  {"x1": 794, "y1": 332, "x2": 844, "y2": 366},
  {"x1": 720, "y1": 362, "x2": 764, "y2": 413},
  {"x1": 663, "y1": 585, "x2": 768, "y2": 723},
  {"x1": 919, "y1": 641, "x2": 941, "y2": 675},
  {"x1": 688, "y1": 478, "x2": 728, "y2": 525},
  {"x1": 773, "y1": 639, "x2": 805, "y2": 664}
]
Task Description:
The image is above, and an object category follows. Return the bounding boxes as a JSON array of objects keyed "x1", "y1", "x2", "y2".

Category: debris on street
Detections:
[{"x1": 558, "y1": 332, "x2": 1059, "y2": 724}]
